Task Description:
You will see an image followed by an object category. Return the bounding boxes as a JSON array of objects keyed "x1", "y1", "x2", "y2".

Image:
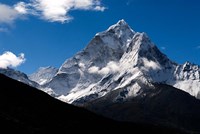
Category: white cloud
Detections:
[
  {"x1": 31, "y1": 0, "x2": 73, "y2": 23},
  {"x1": 0, "y1": 0, "x2": 105, "y2": 25},
  {"x1": 142, "y1": 58, "x2": 161, "y2": 70},
  {"x1": 0, "y1": 51, "x2": 25, "y2": 69},
  {"x1": 99, "y1": 61, "x2": 120, "y2": 75},
  {"x1": 99, "y1": 67, "x2": 110, "y2": 75},
  {"x1": 107, "y1": 61, "x2": 120, "y2": 72},
  {"x1": 0, "y1": 4, "x2": 20, "y2": 24},
  {"x1": 88, "y1": 61, "x2": 120, "y2": 75},
  {"x1": 14, "y1": 2, "x2": 28, "y2": 14},
  {"x1": 32, "y1": 0, "x2": 106, "y2": 23},
  {"x1": 88, "y1": 66, "x2": 99, "y2": 73},
  {"x1": 74, "y1": 0, "x2": 94, "y2": 9},
  {"x1": 94, "y1": 6, "x2": 106, "y2": 11},
  {"x1": 0, "y1": 2, "x2": 29, "y2": 26}
]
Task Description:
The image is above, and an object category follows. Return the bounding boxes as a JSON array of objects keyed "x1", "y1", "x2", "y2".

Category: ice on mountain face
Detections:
[
  {"x1": 44, "y1": 20, "x2": 136, "y2": 96},
  {"x1": 36, "y1": 19, "x2": 200, "y2": 104},
  {"x1": 118, "y1": 32, "x2": 176, "y2": 84},
  {"x1": 29, "y1": 66, "x2": 58, "y2": 85},
  {"x1": 174, "y1": 62, "x2": 200, "y2": 80},
  {"x1": 96, "y1": 19, "x2": 135, "y2": 51},
  {"x1": 0, "y1": 68, "x2": 39, "y2": 88},
  {"x1": 115, "y1": 82, "x2": 141, "y2": 102},
  {"x1": 171, "y1": 62, "x2": 200, "y2": 97},
  {"x1": 58, "y1": 83, "x2": 97, "y2": 103}
]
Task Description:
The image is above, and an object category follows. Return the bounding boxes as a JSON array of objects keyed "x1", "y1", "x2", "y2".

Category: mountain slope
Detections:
[
  {"x1": 29, "y1": 66, "x2": 58, "y2": 85},
  {"x1": 43, "y1": 19, "x2": 135, "y2": 96},
  {"x1": 173, "y1": 62, "x2": 200, "y2": 97},
  {"x1": 0, "y1": 74, "x2": 184, "y2": 134},
  {"x1": 0, "y1": 68, "x2": 39, "y2": 88},
  {"x1": 85, "y1": 83, "x2": 200, "y2": 133},
  {"x1": 2, "y1": 19, "x2": 200, "y2": 133},
  {"x1": 40, "y1": 20, "x2": 200, "y2": 104}
]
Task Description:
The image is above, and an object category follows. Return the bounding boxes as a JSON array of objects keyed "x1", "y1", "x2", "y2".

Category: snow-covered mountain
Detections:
[
  {"x1": 37, "y1": 19, "x2": 200, "y2": 104},
  {"x1": 29, "y1": 66, "x2": 58, "y2": 85},
  {"x1": 0, "y1": 68, "x2": 39, "y2": 88},
  {"x1": 173, "y1": 62, "x2": 200, "y2": 97},
  {"x1": 2, "y1": 19, "x2": 200, "y2": 133}
]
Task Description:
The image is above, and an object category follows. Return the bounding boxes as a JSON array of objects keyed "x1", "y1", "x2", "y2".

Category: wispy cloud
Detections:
[
  {"x1": 0, "y1": 4, "x2": 22, "y2": 24},
  {"x1": 0, "y1": 0, "x2": 106, "y2": 26},
  {"x1": 14, "y1": 2, "x2": 29, "y2": 14},
  {"x1": 0, "y1": 2, "x2": 30, "y2": 32},
  {"x1": 0, "y1": 51, "x2": 25, "y2": 69},
  {"x1": 31, "y1": 0, "x2": 106, "y2": 23},
  {"x1": 88, "y1": 61, "x2": 119, "y2": 75}
]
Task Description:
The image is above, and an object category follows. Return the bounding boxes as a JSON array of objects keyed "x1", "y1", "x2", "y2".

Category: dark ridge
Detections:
[
  {"x1": 0, "y1": 74, "x2": 185, "y2": 133},
  {"x1": 86, "y1": 83, "x2": 200, "y2": 134}
]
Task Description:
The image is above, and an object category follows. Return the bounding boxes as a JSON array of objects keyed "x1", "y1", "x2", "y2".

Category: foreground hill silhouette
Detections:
[
  {"x1": 0, "y1": 74, "x2": 185, "y2": 134},
  {"x1": 85, "y1": 84, "x2": 200, "y2": 133}
]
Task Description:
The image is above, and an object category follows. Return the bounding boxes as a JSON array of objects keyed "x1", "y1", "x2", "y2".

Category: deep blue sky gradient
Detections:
[{"x1": 0, "y1": 0, "x2": 200, "y2": 74}]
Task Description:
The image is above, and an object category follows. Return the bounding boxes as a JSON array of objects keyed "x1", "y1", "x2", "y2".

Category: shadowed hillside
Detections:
[
  {"x1": 85, "y1": 83, "x2": 200, "y2": 134},
  {"x1": 0, "y1": 74, "x2": 185, "y2": 133}
]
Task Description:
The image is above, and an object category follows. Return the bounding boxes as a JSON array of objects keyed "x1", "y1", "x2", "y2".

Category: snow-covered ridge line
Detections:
[
  {"x1": 0, "y1": 68, "x2": 39, "y2": 88},
  {"x1": 2, "y1": 20, "x2": 200, "y2": 104},
  {"x1": 39, "y1": 20, "x2": 200, "y2": 103},
  {"x1": 29, "y1": 66, "x2": 58, "y2": 85}
]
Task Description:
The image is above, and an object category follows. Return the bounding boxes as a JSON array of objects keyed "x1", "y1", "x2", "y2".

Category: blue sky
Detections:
[{"x1": 0, "y1": 0, "x2": 200, "y2": 74}]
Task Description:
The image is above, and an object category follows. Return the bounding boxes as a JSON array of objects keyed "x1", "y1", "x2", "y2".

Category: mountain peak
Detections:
[
  {"x1": 117, "y1": 19, "x2": 127, "y2": 26},
  {"x1": 96, "y1": 19, "x2": 134, "y2": 37},
  {"x1": 29, "y1": 66, "x2": 58, "y2": 85},
  {"x1": 107, "y1": 19, "x2": 135, "y2": 33},
  {"x1": 93, "y1": 19, "x2": 135, "y2": 52},
  {"x1": 32, "y1": 20, "x2": 200, "y2": 104},
  {"x1": 109, "y1": 19, "x2": 128, "y2": 28}
]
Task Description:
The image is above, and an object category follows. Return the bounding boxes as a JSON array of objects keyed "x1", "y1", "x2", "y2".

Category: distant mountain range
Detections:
[{"x1": 1, "y1": 20, "x2": 200, "y2": 133}]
